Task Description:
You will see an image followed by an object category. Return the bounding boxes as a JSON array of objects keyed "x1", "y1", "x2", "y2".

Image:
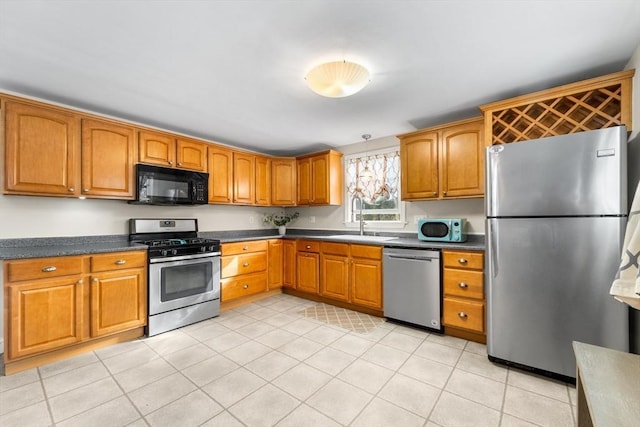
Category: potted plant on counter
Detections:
[{"x1": 263, "y1": 212, "x2": 300, "y2": 235}]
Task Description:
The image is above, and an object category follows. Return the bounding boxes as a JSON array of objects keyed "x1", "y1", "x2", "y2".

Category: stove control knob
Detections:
[
  {"x1": 209, "y1": 245, "x2": 216, "y2": 252},
  {"x1": 161, "y1": 250, "x2": 168, "y2": 257},
  {"x1": 171, "y1": 249, "x2": 178, "y2": 256},
  {"x1": 200, "y1": 246, "x2": 207, "y2": 253}
]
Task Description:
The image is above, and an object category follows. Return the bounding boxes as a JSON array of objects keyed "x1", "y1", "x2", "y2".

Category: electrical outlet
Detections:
[
  {"x1": 249, "y1": 215, "x2": 255, "y2": 224},
  {"x1": 309, "y1": 216, "x2": 316, "y2": 223},
  {"x1": 413, "y1": 215, "x2": 426, "y2": 225}
]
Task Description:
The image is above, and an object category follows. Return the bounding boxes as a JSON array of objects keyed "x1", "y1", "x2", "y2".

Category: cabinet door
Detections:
[
  {"x1": 4, "y1": 101, "x2": 80, "y2": 195},
  {"x1": 271, "y1": 158, "x2": 297, "y2": 206},
  {"x1": 208, "y1": 146, "x2": 233, "y2": 203},
  {"x1": 255, "y1": 156, "x2": 271, "y2": 206},
  {"x1": 8, "y1": 277, "x2": 84, "y2": 360},
  {"x1": 296, "y1": 157, "x2": 312, "y2": 205},
  {"x1": 233, "y1": 152, "x2": 255, "y2": 204},
  {"x1": 268, "y1": 239, "x2": 283, "y2": 289},
  {"x1": 139, "y1": 130, "x2": 176, "y2": 167},
  {"x1": 440, "y1": 120, "x2": 484, "y2": 198},
  {"x1": 283, "y1": 240, "x2": 297, "y2": 288},
  {"x1": 176, "y1": 138, "x2": 207, "y2": 171},
  {"x1": 400, "y1": 132, "x2": 439, "y2": 200},
  {"x1": 81, "y1": 118, "x2": 136, "y2": 199},
  {"x1": 351, "y1": 257, "x2": 383, "y2": 309},
  {"x1": 320, "y1": 253, "x2": 350, "y2": 301},
  {"x1": 90, "y1": 268, "x2": 146, "y2": 337},
  {"x1": 296, "y1": 252, "x2": 319, "y2": 293},
  {"x1": 310, "y1": 154, "x2": 329, "y2": 204}
]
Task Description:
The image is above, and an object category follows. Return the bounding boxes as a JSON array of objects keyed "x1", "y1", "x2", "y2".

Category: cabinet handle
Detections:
[
  {"x1": 82, "y1": 188, "x2": 89, "y2": 193},
  {"x1": 458, "y1": 258, "x2": 468, "y2": 264},
  {"x1": 68, "y1": 188, "x2": 75, "y2": 192},
  {"x1": 243, "y1": 262, "x2": 250, "y2": 267},
  {"x1": 41, "y1": 266, "x2": 57, "y2": 272},
  {"x1": 458, "y1": 282, "x2": 468, "y2": 289},
  {"x1": 305, "y1": 245, "x2": 311, "y2": 249},
  {"x1": 242, "y1": 246, "x2": 249, "y2": 251},
  {"x1": 243, "y1": 284, "x2": 249, "y2": 289},
  {"x1": 458, "y1": 312, "x2": 468, "y2": 319},
  {"x1": 168, "y1": 161, "x2": 173, "y2": 165},
  {"x1": 433, "y1": 192, "x2": 437, "y2": 195},
  {"x1": 115, "y1": 259, "x2": 126, "y2": 265},
  {"x1": 443, "y1": 191, "x2": 448, "y2": 195},
  {"x1": 93, "y1": 278, "x2": 99, "y2": 283},
  {"x1": 76, "y1": 279, "x2": 83, "y2": 285},
  {"x1": 177, "y1": 162, "x2": 182, "y2": 166}
]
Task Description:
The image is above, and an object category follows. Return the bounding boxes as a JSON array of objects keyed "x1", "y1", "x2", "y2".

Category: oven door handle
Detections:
[{"x1": 149, "y1": 252, "x2": 221, "y2": 263}]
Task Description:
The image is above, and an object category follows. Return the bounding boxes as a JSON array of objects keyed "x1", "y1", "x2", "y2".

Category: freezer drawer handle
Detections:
[
  {"x1": 41, "y1": 266, "x2": 57, "y2": 272},
  {"x1": 458, "y1": 258, "x2": 468, "y2": 264},
  {"x1": 458, "y1": 312, "x2": 468, "y2": 318},
  {"x1": 458, "y1": 282, "x2": 468, "y2": 289}
]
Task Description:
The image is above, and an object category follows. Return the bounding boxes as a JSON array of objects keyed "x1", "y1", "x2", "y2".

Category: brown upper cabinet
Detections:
[
  {"x1": 207, "y1": 145, "x2": 234, "y2": 204},
  {"x1": 233, "y1": 152, "x2": 255, "y2": 204},
  {"x1": 399, "y1": 117, "x2": 484, "y2": 200},
  {"x1": 297, "y1": 150, "x2": 343, "y2": 206},
  {"x1": 255, "y1": 155, "x2": 271, "y2": 206},
  {"x1": 271, "y1": 158, "x2": 297, "y2": 206},
  {"x1": 4, "y1": 99, "x2": 136, "y2": 199},
  {"x1": 138, "y1": 130, "x2": 207, "y2": 172}
]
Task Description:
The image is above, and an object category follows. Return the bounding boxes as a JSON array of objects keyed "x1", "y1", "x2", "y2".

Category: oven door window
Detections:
[{"x1": 161, "y1": 261, "x2": 212, "y2": 302}]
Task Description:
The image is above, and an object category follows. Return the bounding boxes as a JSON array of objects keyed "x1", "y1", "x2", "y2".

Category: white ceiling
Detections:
[{"x1": 1, "y1": 1, "x2": 640, "y2": 156}]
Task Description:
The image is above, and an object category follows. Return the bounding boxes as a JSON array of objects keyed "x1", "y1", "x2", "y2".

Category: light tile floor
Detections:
[{"x1": 0, "y1": 294, "x2": 577, "y2": 426}]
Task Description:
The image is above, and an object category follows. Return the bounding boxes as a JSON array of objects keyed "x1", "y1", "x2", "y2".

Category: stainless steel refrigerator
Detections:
[{"x1": 486, "y1": 126, "x2": 629, "y2": 380}]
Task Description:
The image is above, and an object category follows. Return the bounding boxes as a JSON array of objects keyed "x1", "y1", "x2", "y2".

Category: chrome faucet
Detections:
[{"x1": 351, "y1": 192, "x2": 366, "y2": 235}]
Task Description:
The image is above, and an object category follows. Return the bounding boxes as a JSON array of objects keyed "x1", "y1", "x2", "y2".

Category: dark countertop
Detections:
[
  {"x1": 0, "y1": 229, "x2": 485, "y2": 260},
  {"x1": 0, "y1": 236, "x2": 145, "y2": 260}
]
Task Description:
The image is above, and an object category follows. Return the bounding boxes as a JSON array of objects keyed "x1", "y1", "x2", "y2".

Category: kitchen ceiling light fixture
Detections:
[
  {"x1": 305, "y1": 60, "x2": 370, "y2": 98},
  {"x1": 359, "y1": 134, "x2": 373, "y2": 180}
]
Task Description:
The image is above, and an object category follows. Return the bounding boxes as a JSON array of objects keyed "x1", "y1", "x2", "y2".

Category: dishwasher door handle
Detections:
[{"x1": 385, "y1": 255, "x2": 435, "y2": 262}]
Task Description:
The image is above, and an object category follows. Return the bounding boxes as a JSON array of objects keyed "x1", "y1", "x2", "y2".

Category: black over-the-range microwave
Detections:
[{"x1": 130, "y1": 164, "x2": 209, "y2": 205}]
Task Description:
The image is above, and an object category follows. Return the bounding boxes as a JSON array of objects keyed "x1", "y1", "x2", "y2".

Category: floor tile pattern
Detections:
[
  {"x1": 0, "y1": 294, "x2": 577, "y2": 426},
  {"x1": 298, "y1": 302, "x2": 385, "y2": 333}
]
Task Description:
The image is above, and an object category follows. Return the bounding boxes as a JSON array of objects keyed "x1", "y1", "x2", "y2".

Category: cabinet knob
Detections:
[
  {"x1": 243, "y1": 262, "x2": 250, "y2": 267},
  {"x1": 68, "y1": 187, "x2": 75, "y2": 192},
  {"x1": 76, "y1": 279, "x2": 83, "y2": 285},
  {"x1": 443, "y1": 191, "x2": 447, "y2": 195},
  {"x1": 82, "y1": 188, "x2": 89, "y2": 193},
  {"x1": 177, "y1": 162, "x2": 182, "y2": 166},
  {"x1": 168, "y1": 161, "x2": 173, "y2": 165},
  {"x1": 458, "y1": 258, "x2": 468, "y2": 264},
  {"x1": 41, "y1": 266, "x2": 57, "y2": 272},
  {"x1": 306, "y1": 245, "x2": 311, "y2": 249},
  {"x1": 242, "y1": 246, "x2": 249, "y2": 251},
  {"x1": 458, "y1": 312, "x2": 468, "y2": 319},
  {"x1": 115, "y1": 259, "x2": 126, "y2": 265},
  {"x1": 243, "y1": 284, "x2": 249, "y2": 289},
  {"x1": 458, "y1": 282, "x2": 468, "y2": 289},
  {"x1": 93, "y1": 278, "x2": 99, "y2": 283}
]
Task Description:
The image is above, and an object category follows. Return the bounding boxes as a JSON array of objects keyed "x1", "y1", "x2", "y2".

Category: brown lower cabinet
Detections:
[
  {"x1": 442, "y1": 249, "x2": 486, "y2": 343},
  {"x1": 220, "y1": 240, "x2": 268, "y2": 302},
  {"x1": 4, "y1": 251, "x2": 147, "y2": 374}
]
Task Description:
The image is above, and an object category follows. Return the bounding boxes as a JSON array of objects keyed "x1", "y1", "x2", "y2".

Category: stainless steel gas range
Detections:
[{"x1": 129, "y1": 218, "x2": 221, "y2": 336}]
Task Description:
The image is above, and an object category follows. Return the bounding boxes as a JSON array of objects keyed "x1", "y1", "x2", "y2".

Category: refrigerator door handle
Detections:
[{"x1": 487, "y1": 219, "x2": 498, "y2": 278}]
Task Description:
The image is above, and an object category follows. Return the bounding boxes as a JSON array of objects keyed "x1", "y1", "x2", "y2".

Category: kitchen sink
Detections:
[{"x1": 326, "y1": 234, "x2": 399, "y2": 242}]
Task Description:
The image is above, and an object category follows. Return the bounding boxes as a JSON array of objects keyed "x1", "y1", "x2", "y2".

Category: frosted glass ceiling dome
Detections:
[{"x1": 305, "y1": 60, "x2": 370, "y2": 98}]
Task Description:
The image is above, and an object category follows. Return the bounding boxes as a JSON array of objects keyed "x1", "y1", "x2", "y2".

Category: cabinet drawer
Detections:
[
  {"x1": 320, "y1": 241, "x2": 349, "y2": 256},
  {"x1": 221, "y1": 252, "x2": 267, "y2": 278},
  {"x1": 350, "y1": 244, "x2": 382, "y2": 260},
  {"x1": 297, "y1": 240, "x2": 320, "y2": 253},
  {"x1": 6, "y1": 256, "x2": 85, "y2": 282},
  {"x1": 90, "y1": 251, "x2": 146, "y2": 272},
  {"x1": 443, "y1": 251, "x2": 484, "y2": 270},
  {"x1": 222, "y1": 240, "x2": 268, "y2": 256},
  {"x1": 443, "y1": 269, "x2": 484, "y2": 299},
  {"x1": 443, "y1": 297, "x2": 484, "y2": 333},
  {"x1": 221, "y1": 271, "x2": 268, "y2": 302}
]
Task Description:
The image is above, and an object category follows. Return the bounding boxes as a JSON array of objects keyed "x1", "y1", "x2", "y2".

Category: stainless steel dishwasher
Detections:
[{"x1": 383, "y1": 248, "x2": 442, "y2": 331}]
